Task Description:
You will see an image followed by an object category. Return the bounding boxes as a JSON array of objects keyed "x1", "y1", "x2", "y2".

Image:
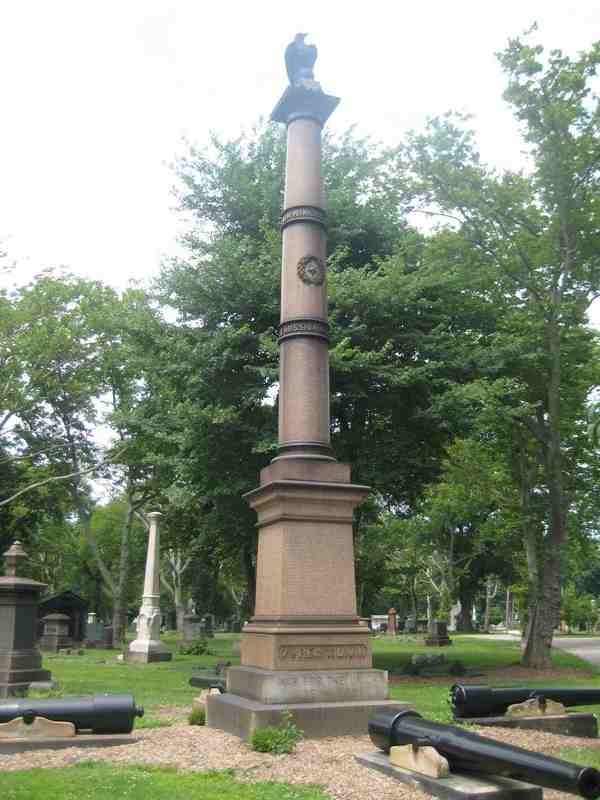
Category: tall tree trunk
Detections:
[
  {"x1": 483, "y1": 577, "x2": 497, "y2": 633},
  {"x1": 112, "y1": 499, "x2": 134, "y2": 647},
  {"x1": 505, "y1": 588, "x2": 513, "y2": 629},
  {"x1": 522, "y1": 557, "x2": 561, "y2": 668},
  {"x1": 456, "y1": 589, "x2": 474, "y2": 632},
  {"x1": 522, "y1": 318, "x2": 565, "y2": 669}
]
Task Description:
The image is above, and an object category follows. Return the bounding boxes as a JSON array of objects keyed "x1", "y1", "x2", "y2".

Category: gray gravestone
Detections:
[
  {"x1": 201, "y1": 614, "x2": 215, "y2": 639},
  {"x1": 183, "y1": 613, "x2": 202, "y2": 643},
  {"x1": 39, "y1": 613, "x2": 72, "y2": 652},
  {"x1": 0, "y1": 542, "x2": 53, "y2": 696}
]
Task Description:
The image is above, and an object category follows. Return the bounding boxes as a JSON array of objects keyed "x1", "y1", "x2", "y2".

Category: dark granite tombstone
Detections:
[
  {"x1": 39, "y1": 613, "x2": 72, "y2": 652},
  {"x1": 37, "y1": 591, "x2": 88, "y2": 642},
  {"x1": 0, "y1": 541, "x2": 53, "y2": 697},
  {"x1": 85, "y1": 613, "x2": 104, "y2": 647},
  {"x1": 425, "y1": 619, "x2": 452, "y2": 647},
  {"x1": 403, "y1": 616, "x2": 417, "y2": 634},
  {"x1": 182, "y1": 612, "x2": 202, "y2": 643},
  {"x1": 201, "y1": 614, "x2": 215, "y2": 639}
]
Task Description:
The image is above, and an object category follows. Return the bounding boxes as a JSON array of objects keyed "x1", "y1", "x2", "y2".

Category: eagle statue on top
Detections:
[{"x1": 285, "y1": 33, "x2": 318, "y2": 86}]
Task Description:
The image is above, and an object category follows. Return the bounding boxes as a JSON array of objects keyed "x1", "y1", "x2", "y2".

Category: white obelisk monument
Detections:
[{"x1": 127, "y1": 511, "x2": 172, "y2": 663}]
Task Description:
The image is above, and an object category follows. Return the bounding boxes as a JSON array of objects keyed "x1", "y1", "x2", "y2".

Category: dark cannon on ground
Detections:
[
  {"x1": 369, "y1": 708, "x2": 600, "y2": 799},
  {"x1": 0, "y1": 693, "x2": 143, "y2": 734},
  {"x1": 451, "y1": 684, "x2": 600, "y2": 719},
  {"x1": 189, "y1": 660, "x2": 230, "y2": 694}
]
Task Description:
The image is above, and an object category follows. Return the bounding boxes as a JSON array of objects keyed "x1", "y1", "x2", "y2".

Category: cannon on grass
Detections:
[
  {"x1": 189, "y1": 660, "x2": 230, "y2": 694},
  {"x1": 368, "y1": 708, "x2": 600, "y2": 799},
  {"x1": 450, "y1": 684, "x2": 600, "y2": 719},
  {"x1": 0, "y1": 693, "x2": 143, "y2": 734}
]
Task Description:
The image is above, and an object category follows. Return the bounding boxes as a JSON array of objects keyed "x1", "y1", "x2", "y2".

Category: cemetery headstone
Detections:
[
  {"x1": 0, "y1": 542, "x2": 53, "y2": 697},
  {"x1": 425, "y1": 620, "x2": 452, "y2": 647},
  {"x1": 182, "y1": 612, "x2": 202, "y2": 644},
  {"x1": 403, "y1": 616, "x2": 417, "y2": 634},
  {"x1": 201, "y1": 614, "x2": 215, "y2": 639},
  {"x1": 85, "y1": 613, "x2": 104, "y2": 648},
  {"x1": 39, "y1": 613, "x2": 72, "y2": 652},
  {"x1": 38, "y1": 590, "x2": 88, "y2": 642}
]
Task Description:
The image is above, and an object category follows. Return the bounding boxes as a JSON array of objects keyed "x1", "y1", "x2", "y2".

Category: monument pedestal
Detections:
[
  {"x1": 206, "y1": 459, "x2": 410, "y2": 739},
  {"x1": 0, "y1": 542, "x2": 52, "y2": 697}
]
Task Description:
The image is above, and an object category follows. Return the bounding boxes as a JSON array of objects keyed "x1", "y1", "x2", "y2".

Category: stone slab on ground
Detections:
[
  {"x1": 462, "y1": 713, "x2": 598, "y2": 739},
  {"x1": 227, "y1": 665, "x2": 390, "y2": 704},
  {"x1": 356, "y1": 751, "x2": 542, "y2": 800},
  {"x1": 124, "y1": 650, "x2": 172, "y2": 664},
  {"x1": 0, "y1": 734, "x2": 139, "y2": 753},
  {"x1": 206, "y1": 692, "x2": 411, "y2": 740}
]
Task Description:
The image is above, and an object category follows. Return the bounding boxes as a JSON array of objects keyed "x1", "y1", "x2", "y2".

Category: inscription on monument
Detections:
[
  {"x1": 297, "y1": 255, "x2": 325, "y2": 286},
  {"x1": 278, "y1": 644, "x2": 368, "y2": 662}
]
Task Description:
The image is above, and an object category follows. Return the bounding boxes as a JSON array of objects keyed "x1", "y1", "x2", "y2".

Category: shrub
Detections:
[
  {"x1": 179, "y1": 637, "x2": 211, "y2": 656},
  {"x1": 188, "y1": 707, "x2": 206, "y2": 726},
  {"x1": 250, "y1": 710, "x2": 303, "y2": 754}
]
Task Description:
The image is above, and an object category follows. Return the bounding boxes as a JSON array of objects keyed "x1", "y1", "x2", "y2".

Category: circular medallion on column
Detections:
[{"x1": 297, "y1": 255, "x2": 325, "y2": 286}]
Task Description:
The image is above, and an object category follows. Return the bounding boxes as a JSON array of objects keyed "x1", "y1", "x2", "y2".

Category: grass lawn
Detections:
[
  {"x1": 32, "y1": 633, "x2": 238, "y2": 725},
  {"x1": 8, "y1": 634, "x2": 600, "y2": 799},
  {"x1": 559, "y1": 748, "x2": 600, "y2": 769},
  {"x1": 0, "y1": 762, "x2": 327, "y2": 800},
  {"x1": 33, "y1": 632, "x2": 600, "y2": 726}
]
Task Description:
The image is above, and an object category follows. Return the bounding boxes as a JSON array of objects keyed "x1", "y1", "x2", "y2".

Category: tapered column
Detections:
[
  {"x1": 277, "y1": 115, "x2": 331, "y2": 460},
  {"x1": 127, "y1": 512, "x2": 172, "y2": 663}
]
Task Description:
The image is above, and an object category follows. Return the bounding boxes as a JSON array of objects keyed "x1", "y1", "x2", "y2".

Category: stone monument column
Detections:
[
  {"x1": 127, "y1": 512, "x2": 172, "y2": 663},
  {"x1": 207, "y1": 34, "x2": 409, "y2": 739}
]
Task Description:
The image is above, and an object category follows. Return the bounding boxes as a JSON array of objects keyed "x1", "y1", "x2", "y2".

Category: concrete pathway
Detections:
[
  {"x1": 469, "y1": 632, "x2": 600, "y2": 668},
  {"x1": 552, "y1": 636, "x2": 600, "y2": 668}
]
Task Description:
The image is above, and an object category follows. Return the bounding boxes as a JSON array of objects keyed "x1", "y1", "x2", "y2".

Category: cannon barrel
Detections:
[
  {"x1": 0, "y1": 693, "x2": 144, "y2": 734},
  {"x1": 369, "y1": 709, "x2": 600, "y2": 799},
  {"x1": 451, "y1": 684, "x2": 600, "y2": 719}
]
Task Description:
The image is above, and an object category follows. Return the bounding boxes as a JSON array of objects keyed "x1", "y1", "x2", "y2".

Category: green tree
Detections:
[
  {"x1": 157, "y1": 126, "x2": 496, "y2": 611},
  {"x1": 404, "y1": 31, "x2": 600, "y2": 666}
]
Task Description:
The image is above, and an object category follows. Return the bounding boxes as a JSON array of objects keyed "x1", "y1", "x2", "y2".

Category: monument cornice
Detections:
[
  {"x1": 244, "y1": 479, "x2": 371, "y2": 522},
  {"x1": 270, "y1": 85, "x2": 340, "y2": 126}
]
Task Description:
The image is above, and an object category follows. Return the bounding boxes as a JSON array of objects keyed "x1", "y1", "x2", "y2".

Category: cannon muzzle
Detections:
[
  {"x1": 0, "y1": 693, "x2": 144, "y2": 734},
  {"x1": 369, "y1": 709, "x2": 600, "y2": 799},
  {"x1": 451, "y1": 684, "x2": 600, "y2": 718}
]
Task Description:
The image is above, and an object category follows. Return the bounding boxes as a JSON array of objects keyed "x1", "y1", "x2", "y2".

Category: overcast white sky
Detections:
[{"x1": 1, "y1": 0, "x2": 599, "y2": 319}]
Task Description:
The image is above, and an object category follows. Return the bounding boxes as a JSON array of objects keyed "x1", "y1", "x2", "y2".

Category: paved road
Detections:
[
  {"x1": 552, "y1": 636, "x2": 600, "y2": 667},
  {"x1": 469, "y1": 633, "x2": 600, "y2": 668}
]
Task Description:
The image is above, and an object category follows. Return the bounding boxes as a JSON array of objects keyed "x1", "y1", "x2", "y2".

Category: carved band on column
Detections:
[
  {"x1": 281, "y1": 205, "x2": 327, "y2": 231},
  {"x1": 276, "y1": 440, "x2": 333, "y2": 457},
  {"x1": 278, "y1": 317, "x2": 330, "y2": 343}
]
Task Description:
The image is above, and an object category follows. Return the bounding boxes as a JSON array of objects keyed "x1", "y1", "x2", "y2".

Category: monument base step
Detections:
[
  {"x1": 460, "y1": 712, "x2": 598, "y2": 738},
  {"x1": 206, "y1": 693, "x2": 411, "y2": 740},
  {"x1": 227, "y1": 665, "x2": 390, "y2": 704},
  {"x1": 355, "y1": 751, "x2": 542, "y2": 800},
  {"x1": 125, "y1": 650, "x2": 172, "y2": 664}
]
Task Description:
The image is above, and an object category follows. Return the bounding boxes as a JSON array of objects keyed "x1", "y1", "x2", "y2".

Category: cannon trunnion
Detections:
[{"x1": 369, "y1": 708, "x2": 600, "y2": 799}]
